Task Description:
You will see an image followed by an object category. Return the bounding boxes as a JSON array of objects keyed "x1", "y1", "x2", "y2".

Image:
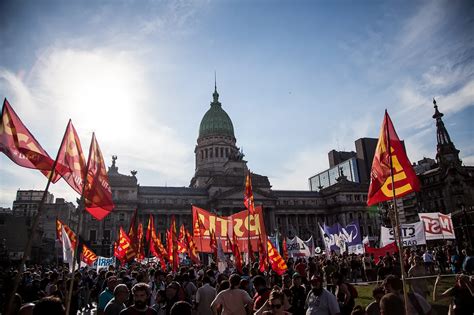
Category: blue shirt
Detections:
[{"x1": 98, "y1": 288, "x2": 114, "y2": 311}]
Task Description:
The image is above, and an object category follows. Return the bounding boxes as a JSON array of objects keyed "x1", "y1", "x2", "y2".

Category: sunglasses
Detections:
[{"x1": 271, "y1": 304, "x2": 282, "y2": 309}]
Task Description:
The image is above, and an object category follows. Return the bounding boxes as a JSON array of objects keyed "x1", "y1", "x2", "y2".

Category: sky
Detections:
[{"x1": 0, "y1": 0, "x2": 473, "y2": 208}]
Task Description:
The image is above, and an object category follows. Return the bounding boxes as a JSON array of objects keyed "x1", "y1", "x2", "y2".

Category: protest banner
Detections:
[
  {"x1": 418, "y1": 212, "x2": 456, "y2": 240},
  {"x1": 380, "y1": 222, "x2": 426, "y2": 247},
  {"x1": 192, "y1": 205, "x2": 267, "y2": 253},
  {"x1": 96, "y1": 256, "x2": 115, "y2": 272}
]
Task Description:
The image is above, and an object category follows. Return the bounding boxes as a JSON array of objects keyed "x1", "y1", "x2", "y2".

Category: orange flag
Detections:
[
  {"x1": 55, "y1": 120, "x2": 87, "y2": 195},
  {"x1": 258, "y1": 236, "x2": 268, "y2": 272},
  {"x1": 177, "y1": 224, "x2": 187, "y2": 254},
  {"x1": 186, "y1": 229, "x2": 200, "y2": 264},
  {"x1": 267, "y1": 239, "x2": 288, "y2": 275},
  {"x1": 116, "y1": 227, "x2": 135, "y2": 262},
  {"x1": 0, "y1": 98, "x2": 61, "y2": 181},
  {"x1": 282, "y1": 237, "x2": 288, "y2": 261},
  {"x1": 56, "y1": 219, "x2": 77, "y2": 249},
  {"x1": 83, "y1": 133, "x2": 114, "y2": 220},
  {"x1": 147, "y1": 215, "x2": 167, "y2": 270},
  {"x1": 168, "y1": 216, "x2": 179, "y2": 272},
  {"x1": 81, "y1": 244, "x2": 98, "y2": 266},
  {"x1": 367, "y1": 111, "x2": 420, "y2": 206},
  {"x1": 136, "y1": 223, "x2": 145, "y2": 262},
  {"x1": 244, "y1": 171, "x2": 255, "y2": 214},
  {"x1": 232, "y1": 233, "x2": 243, "y2": 273}
]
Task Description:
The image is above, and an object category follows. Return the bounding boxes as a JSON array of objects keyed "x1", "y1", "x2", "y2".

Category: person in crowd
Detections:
[
  {"x1": 151, "y1": 290, "x2": 166, "y2": 315},
  {"x1": 365, "y1": 286, "x2": 384, "y2": 315},
  {"x1": 379, "y1": 293, "x2": 405, "y2": 315},
  {"x1": 408, "y1": 256, "x2": 429, "y2": 299},
  {"x1": 32, "y1": 296, "x2": 65, "y2": 315},
  {"x1": 462, "y1": 249, "x2": 474, "y2": 274},
  {"x1": 331, "y1": 272, "x2": 355, "y2": 315},
  {"x1": 253, "y1": 275, "x2": 272, "y2": 311},
  {"x1": 210, "y1": 274, "x2": 253, "y2": 315},
  {"x1": 262, "y1": 289, "x2": 290, "y2": 315},
  {"x1": 382, "y1": 275, "x2": 431, "y2": 315},
  {"x1": 104, "y1": 284, "x2": 129, "y2": 315},
  {"x1": 120, "y1": 282, "x2": 157, "y2": 315},
  {"x1": 433, "y1": 273, "x2": 474, "y2": 315},
  {"x1": 98, "y1": 276, "x2": 119, "y2": 315},
  {"x1": 305, "y1": 275, "x2": 340, "y2": 315},
  {"x1": 164, "y1": 281, "x2": 182, "y2": 315},
  {"x1": 195, "y1": 276, "x2": 216, "y2": 315},
  {"x1": 422, "y1": 249, "x2": 434, "y2": 274},
  {"x1": 290, "y1": 272, "x2": 306, "y2": 315},
  {"x1": 170, "y1": 301, "x2": 193, "y2": 315}
]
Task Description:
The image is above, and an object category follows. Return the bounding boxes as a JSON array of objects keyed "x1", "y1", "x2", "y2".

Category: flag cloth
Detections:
[
  {"x1": 248, "y1": 239, "x2": 256, "y2": 264},
  {"x1": 83, "y1": 133, "x2": 114, "y2": 220},
  {"x1": 244, "y1": 171, "x2": 256, "y2": 214},
  {"x1": 56, "y1": 219, "x2": 77, "y2": 249},
  {"x1": 193, "y1": 216, "x2": 206, "y2": 237},
  {"x1": 81, "y1": 244, "x2": 98, "y2": 266},
  {"x1": 116, "y1": 227, "x2": 134, "y2": 262},
  {"x1": 258, "y1": 236, "x2": 268, "y2": 272},
  {"x1": 55, "y1": 120, "x2": 86, "y2": 195},
  {"x1": 136, "y1": 223, "x2": 145, "y2": 262},
  {"x1": 267, "y1": 239, "x2": 288, "y2": 275},
  {"x1": 209, "y1": 230, "x2": 218, "y2": 263},
  {"x1": 186, "y1": 229, "x2": 200, "y2": 264},
  {"x1": 282, "y1": 237, "x2": 288, "y2": 261},
  {"x1": 232, "y1": 233, "x2": 243, "y2": 273},
  {"x1": 364, "y1": 242, "x2": 398, "y2": 264},
  {"x1": 0, "y1": 98, "x2": 61, "y2": 181},
  {"x1": 177, "y1": 224, "x2": 187, "y2": 254},
  {"x1": 61, "y1": 225, "x2": 75, "y2": 272},
  {"x1": 147, "y1": 215, "x2": 167, "y2": 270},
  {"x1": 168, "y1": 217, "x2": 178, "y2": 272},
  {"x1": 367, "y1": 111, "x2": 420, "y2": 206}
]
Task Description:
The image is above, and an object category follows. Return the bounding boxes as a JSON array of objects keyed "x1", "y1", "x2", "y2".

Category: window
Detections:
[
  {"x1": 89, "y1": 230, "x2": 97, "y2": 242},
  {"x1": 104, "y1": 230, "x2": 111, "y2": 241},
  {"x1": 220, "y1": 147, "x2": 224, "y2": 157},
  {"x1": 119, "y1": 213, "x2": 125, "y2": 221},
  {"x1": 368, "y1": 226, "x2": 373, "y2": 235}
]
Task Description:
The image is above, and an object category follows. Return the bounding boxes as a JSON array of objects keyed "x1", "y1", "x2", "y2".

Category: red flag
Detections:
[
  {"x1": 248, "y1": 240, "x2": 256, "y2": 264},
  {"x1": 83, "y1": 133, "x2": 114, "y2": 220},
  {"x1": 168, "y1": 217, "x2": 179, "y2": 272},
  {"x1": 232, "y1": 233, "x2": 243, "y2": 273},
  {"x1": 136, "y1": 223, "x2": 145, "y2": 262},
  {"x1": 55, "y1": 120, "x2": 87, "y2": 195},
  {"x1": 267, "y1": 239, "x2": 288, "y2": 275},
  {"x1": 0, "y1": 99, "x2": 61, "y2": 181},
  {"x1": 115, "y1": 227, "x2": 134, "y2": 262},
  {"x1": 364, "y1": 242, "x2": 398, "y2": 264},
  {"x1": 186, "y1": 229, "x2": 200, "y2": 264},
  {"x1": 209, "y1": 230, "x2": 218, "y2": 263},
  {"x1": 193, "y1": 216, "x2": 206, "y2": 237},
  {"x1": 177, "y1": 224, "x2": 187, "y2": 254},
  {"x1": 367, "y1": 111, "x2": 420, "y2": 206},
  {"x1": 81, "y1": 244, "x2": 98, "y2": 266},
  {"x1": 56, "y1": 219, "x2": 77, "y2": 249},
  {"x1": 147, "y1": 215, "x2": 167, "y2": 270},
  {"x1": 244, "y1": 171, "x2": 255, "y2": 214},
  {"x1": 258, "y1": 236, "x2": 268, "y2": 272},
  {"x1": 282, "y1": 237, "x2": 288, "y2": 261}
]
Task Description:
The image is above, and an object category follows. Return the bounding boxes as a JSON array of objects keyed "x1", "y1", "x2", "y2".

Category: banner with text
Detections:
[
  {"x1": 192, "y1": 206, "x2": 267, "y2": 253},
  {"x1": 286, "y1": 236, "x2": 315, "y2": 257},
  {"x1": 322, "y1": 221, "x2": 363, "y2": 254},
  {"x1": 96, "y1": 256, "x2": 116, "y2": 272},
  {"x1": 380, "y1": 222, "x2": 426, "y2": 247},
  {"x1": 418, "y1": 212, "x2": 456, "y2": 240}
]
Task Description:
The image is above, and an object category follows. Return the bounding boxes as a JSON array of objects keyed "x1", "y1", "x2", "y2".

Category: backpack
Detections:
[{"x1": 345, "y1": 283, "x2": 358, "y2": 299}]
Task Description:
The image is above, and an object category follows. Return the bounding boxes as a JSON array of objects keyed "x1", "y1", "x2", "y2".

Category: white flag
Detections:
[{"x1": 61, "y1": 225, "x2": 75, "y2": 272}]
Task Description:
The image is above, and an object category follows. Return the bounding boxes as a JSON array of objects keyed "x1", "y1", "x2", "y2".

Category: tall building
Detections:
[
  {"x1": 416, "y1": 99, "x2": 474, "y2": 246},
  {"x1": 81, "y1": 85, "x2": 380, "y2": 255}
]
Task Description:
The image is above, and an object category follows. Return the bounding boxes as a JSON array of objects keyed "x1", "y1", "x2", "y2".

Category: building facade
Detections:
[{"x1": 81, "y1": 86, "x2": 380, "y2": 255}]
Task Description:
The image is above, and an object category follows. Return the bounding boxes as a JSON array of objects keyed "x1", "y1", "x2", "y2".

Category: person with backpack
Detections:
[{"x1": 330, "y1": 272, "x2": 355, "y2": 315}]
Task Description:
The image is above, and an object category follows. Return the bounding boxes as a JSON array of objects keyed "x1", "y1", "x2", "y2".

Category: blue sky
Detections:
[{"x1": 1, "y1": 0, "x2": 473, "y2": 208}]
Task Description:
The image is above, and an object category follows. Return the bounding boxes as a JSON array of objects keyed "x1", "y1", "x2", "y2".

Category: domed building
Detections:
[{"x1": 81, "y1": 85, "x2": 379, "y2": 255}]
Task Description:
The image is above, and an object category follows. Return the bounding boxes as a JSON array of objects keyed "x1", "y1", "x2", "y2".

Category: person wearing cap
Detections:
[
  {"x1": 305, "y1": 275, "x2": 340, "y2": 315},
  {"x1": 290, "y1": 272, "x2": 306, "y2": 315}
]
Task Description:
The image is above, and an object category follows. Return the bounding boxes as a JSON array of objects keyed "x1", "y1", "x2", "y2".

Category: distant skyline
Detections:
[{"x1": 1, "y1": 0, "x2": 473, "y2": 208}]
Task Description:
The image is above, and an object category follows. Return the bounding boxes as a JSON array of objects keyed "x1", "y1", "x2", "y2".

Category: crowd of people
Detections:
[{"x1": 1, "y1": 245, "x2": 474, "y2": 315}]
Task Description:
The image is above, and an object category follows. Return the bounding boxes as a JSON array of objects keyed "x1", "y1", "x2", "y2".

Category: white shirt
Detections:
[
  {"x1": 196, "y1": 283, "x2": 217, "y2": 315},
  {"x1": 210, "y1": 288, "x2": 253, "y2": 315},
  {"x1": 305, "y1": 289, "x2": 340, "y2": 315}
]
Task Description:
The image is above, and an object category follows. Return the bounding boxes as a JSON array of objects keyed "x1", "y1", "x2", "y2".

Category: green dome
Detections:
[{"x1": 199, "y1": 89, "x2": 235, "y2": 138}]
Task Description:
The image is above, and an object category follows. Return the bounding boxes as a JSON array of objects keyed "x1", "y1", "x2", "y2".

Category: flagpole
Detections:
[
  {"x1": 65, "y1": 132, "x2": 94, "y2": 315},
  {"x1": 6, "y1": 133, "x2": 67, "y2": 315},
  {"x1": 385, "y1": 112, "x2": 409, "y2": 315}
]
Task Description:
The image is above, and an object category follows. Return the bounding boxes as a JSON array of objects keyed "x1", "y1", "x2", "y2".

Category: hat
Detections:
[{"x1": 292, "y1": 273, "x2": 302, "y2": 279}]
